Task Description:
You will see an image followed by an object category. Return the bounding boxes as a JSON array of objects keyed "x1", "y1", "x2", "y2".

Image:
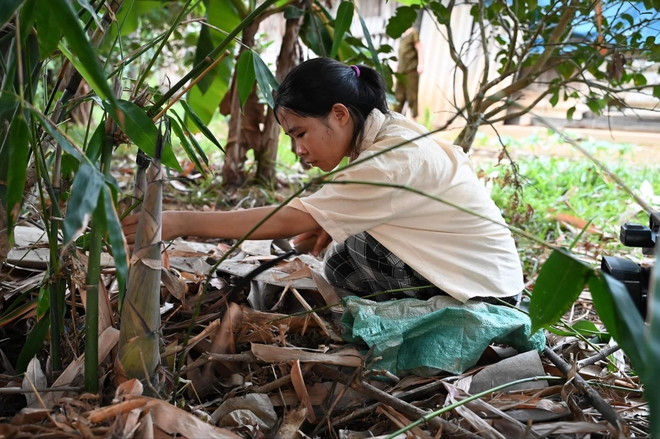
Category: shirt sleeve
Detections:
[{"x1": 287, "y1": 164, "x2": 396, "y2": 243}]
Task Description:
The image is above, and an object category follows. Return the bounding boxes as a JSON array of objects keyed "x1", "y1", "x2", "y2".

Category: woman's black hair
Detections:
[{"x1": 274, "y1": 58, "x2": 389, "y2": 159}]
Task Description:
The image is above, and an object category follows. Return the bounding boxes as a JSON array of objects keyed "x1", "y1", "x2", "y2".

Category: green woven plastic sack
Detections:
[{"x1": 341, "y1": 295, "x2": 545, "y2": 376}]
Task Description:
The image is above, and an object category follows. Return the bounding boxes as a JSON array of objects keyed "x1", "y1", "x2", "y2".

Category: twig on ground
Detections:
[
  {"x1": 544, "y1": 346, "x2": 630, "y2": 436},
  {"x1": 578, "y1": 344, "x2": 621, "y2": 368},
  {"x1": 314, "y1": 364, "x2": 484, "y2": 439}
]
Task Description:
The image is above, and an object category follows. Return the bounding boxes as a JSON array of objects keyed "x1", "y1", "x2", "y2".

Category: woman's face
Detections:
[{"x1": 277, "y1": 104, "x2": 354, "y2": 172}]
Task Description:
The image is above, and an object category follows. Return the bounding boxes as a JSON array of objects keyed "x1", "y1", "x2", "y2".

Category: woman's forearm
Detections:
[{"x1": 166, "y1": 206, "x2": 320, "y2": 241}]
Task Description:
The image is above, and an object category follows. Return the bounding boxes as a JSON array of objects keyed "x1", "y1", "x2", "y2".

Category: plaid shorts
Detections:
[
  {"x1": 324, "y1": 232, "x2": 443, "y2": 301},
  {"x1": 324, "y1": 232, "x2": 520, "y2": 305}
]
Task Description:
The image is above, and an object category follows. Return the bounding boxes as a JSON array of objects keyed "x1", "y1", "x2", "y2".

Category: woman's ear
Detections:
[{"x1": 331, "y1": 103, "x2": 351, "y2": 127}]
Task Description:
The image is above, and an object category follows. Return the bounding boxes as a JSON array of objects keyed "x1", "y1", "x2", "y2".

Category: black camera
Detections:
[{"x1": 600, "y1": 212, "x2": 659, "y2": 319}]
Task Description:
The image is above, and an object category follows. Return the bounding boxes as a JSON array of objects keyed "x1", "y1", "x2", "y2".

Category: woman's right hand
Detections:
[{"x1": 122, "y1": 210, "x2": 181, "y2": 248}]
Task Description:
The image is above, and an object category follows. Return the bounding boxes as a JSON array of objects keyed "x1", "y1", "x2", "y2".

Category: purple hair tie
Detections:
[{"x1": 351, "y1": 65, "x2": 361, "y2": 78}]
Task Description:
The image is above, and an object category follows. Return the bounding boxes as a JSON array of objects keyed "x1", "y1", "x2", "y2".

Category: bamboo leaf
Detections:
[
  {"x1": 236, "y1": 50, "x2": 256, "y2": 109},
  {"x1": 15, "y1": 314, "x2": 49, "y2": 375},
  {"x1": 253, "y1": 52, "x2": 279, "y2": 108},
  {"x1": 331, "y1": 2, "x2": 354, "y2": 58},
  {"x1": 48, "y1": 0, "x2": 116, "y2": 105},
  {"x1": 7, "y1": 114, "x2": 30, "y2": 234},
  {"x1": 76, "y1": 0, "x2": 102, "y2": 29},
  {"x1": 30, "y1": 110, "x2": 84, "y2": 161},
  {"x1": 63, "y1": 162, "x2": 104, "y2": 244},
  {"x1": 588, "y1": 272, "x2": 646, "y2": 371},
  {"x1": 85, "y1": 122, "x2": 105, "y2": 163},
  {"x1": 529, "y1": 249, "x2": 592, "y2": 333},
  {"x1": 101, "y1": 185, "x2": 129, "y2": 301},
  {"x1": 36, "y1": 3, "x2": 63, "y2": 59},
  {"x1": 356, "y1": 6, "x2": 384, "y2": 77},
  {"x1": 0, "y1": 0, "x2": 25, "y2": 29},
  {"x1": 170, "y1": 115, "x2": 206, "y2": 177},
  {"x1": 172, "y1": 110, "x2": 208, "y2": 166},
  {"x1": 36, "y1": 285, "x2": 49, "y2": 320},
  {"x1": 107, "y1": 99, "x2": 182, "y2": 171},
  {"x1": 0, "y1": 93, "x2": 18, "y2": 116},
  {"x1": 180, "y1": 100, "x2": 224, "y2": 152}
]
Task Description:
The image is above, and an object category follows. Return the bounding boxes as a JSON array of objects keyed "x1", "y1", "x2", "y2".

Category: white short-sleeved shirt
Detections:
[{"x1": 288, "y1": 109, "x2": 524, "y2": 302}]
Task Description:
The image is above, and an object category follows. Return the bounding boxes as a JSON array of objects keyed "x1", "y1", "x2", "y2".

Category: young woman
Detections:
[{"x1": 123, "y1": 58, "x2": 523, "y2": 303}]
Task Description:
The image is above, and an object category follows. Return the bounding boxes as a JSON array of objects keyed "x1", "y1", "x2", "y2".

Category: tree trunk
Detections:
[
  {"x1": 221, "y1": 21, "x2": 262, "y2": 187},
  {"x1": 254, "y1": 12, "x2": 302, "y2": 183},
  {"x1": 222, "y1": 10, "x2": 302, "y2": 187},
  {"x1": 453, "y1": 116, "x2": 480, "y2": 153}
]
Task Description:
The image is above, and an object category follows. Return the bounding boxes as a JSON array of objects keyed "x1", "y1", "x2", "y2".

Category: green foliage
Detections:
[
  {"x1": 331, "y1": 2, "x2": 354, "y2": 58},
  {"x1": 529, "y1": 250, "x2": 592, "y2": 333},
  {"x1": 386, "y1": 6, "x2": 417, "y2": 39},
  {"x1": 236, "y1": 50, "x2": 256, "y2": 109}
]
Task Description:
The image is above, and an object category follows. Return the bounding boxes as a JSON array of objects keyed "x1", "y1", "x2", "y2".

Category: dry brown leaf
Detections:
[
  {"x1": 114, "y1": 379, "x2": 144, "y2": 401},
  {"x1": 275, "y1": 406, "x2": 307, "y2": 439},
  {"x1": 144, "y1": 398, "x2": 243, "y2": 438},
  {"x1": 290, "y1": 359, "x2": 316, "y2": 422},
  {"x1": 23, "y1": 357, "x2": 46, "y2": 407},
  {"x1": 274, "y1": 265, "x2": 313, "y2": 281},
  {"x1": 269, "y1": 383, "x2": 330, "y2": 407},
  {"x1": 290, "y1": 287, "x2": 342, "y2": 341},
  {"x1": 41, "y1": 327, "x2": 120, "y2": 408},
  {"x1": 161, "y1": 268, "x2": 188, "y2": 303},
  {"x1": 251, "y1": 344, "x2": 362, "y2": 367}
]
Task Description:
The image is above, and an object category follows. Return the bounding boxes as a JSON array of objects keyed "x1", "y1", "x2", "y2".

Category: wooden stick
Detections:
[
  {"x1": 314, "y1": 365, "x2": 483, "y2": 439},
  {"x1": 544, "y1": 346, "x2": 630, "y2": 435}
]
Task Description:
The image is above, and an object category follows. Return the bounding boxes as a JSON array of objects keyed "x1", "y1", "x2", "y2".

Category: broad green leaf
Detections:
[
  {"x1": 36, "y1": 2, "x2": 63, "y2": 59},
  {"x1": 549, "y1": 91, "x2": 559, "y2": 107},
  {"x1": 7, "y1": 114, "x2": 30, "y2": 235},
  {"x1": 529, "y1": 249, "x2": 592, "y2": 333},
  {"x1": 63, "y1": 162, "x2": 104, "y2": 244},
  {"x1": 586, "y1": 99, "x2": 602, "y2": 115},
  {"x1": 356, "y1": 7, "x2": 384, "y2": 77},
  {"x1": 48, "y1": 0, "x2": 116, "y2": 105},
  {"x1": 169, "y1": 115, "x2": 206, "y2": 177},
  {"x1": 385, "y1": 5, "x2": 416, "y2": 39},
  {"x1": 181, "y1": 100, "x2": 224, "y2": 152},
  {"x1": 633, "y1": 73, "x2": 647, "y2": 87},
  {"x1": 253, "y1": 53, "x2": 279, "y2": 108},
  {"x1": 331, "y1": 2, "x2": 354, "y2": 58},
  {"x1": 567, "y1": 106, "x2": 576, "y2": 121},
  {"x1": 589, "y1": 273, "x2": 646, "y2": 371},
  {"x1": 236, "y1": 50, "x2": 256, "y2": 109},
  {"x1": 99, "y1": 185, "x2": 129, "y2": 302},
  {"x1": 18, "y1": 0, "x2": 37, "y2": 44},
  {"x1": 0, "y1": 0, "x2": 25, "y2": 29},
  {"x1": 16, "y1": 314, "x2": 49, "y2": 374},
  {"x1": 107, "y1": 99, "x2": 182, "y2": 171},
  {"x1": 654, "y1": 85, "x2": 660, "y2": 99},
  {"x1": 193, "y1": 0, "x2": 241, "y2": 93}
]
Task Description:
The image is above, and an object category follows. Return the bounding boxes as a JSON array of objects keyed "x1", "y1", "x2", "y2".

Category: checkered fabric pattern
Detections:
[{"x1": 324, "y1": 232, "x2": 443, "y2": 301}]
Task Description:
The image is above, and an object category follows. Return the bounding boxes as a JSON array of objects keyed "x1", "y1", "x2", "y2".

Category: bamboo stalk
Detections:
[{"x1": 118, "y1": 121, "x2": 166, "y2": 386}]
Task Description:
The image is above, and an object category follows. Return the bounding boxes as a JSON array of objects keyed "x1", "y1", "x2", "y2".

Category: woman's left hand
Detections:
[{"x1": 294, "y1": 229, "x2": 332, "y2": 256}]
